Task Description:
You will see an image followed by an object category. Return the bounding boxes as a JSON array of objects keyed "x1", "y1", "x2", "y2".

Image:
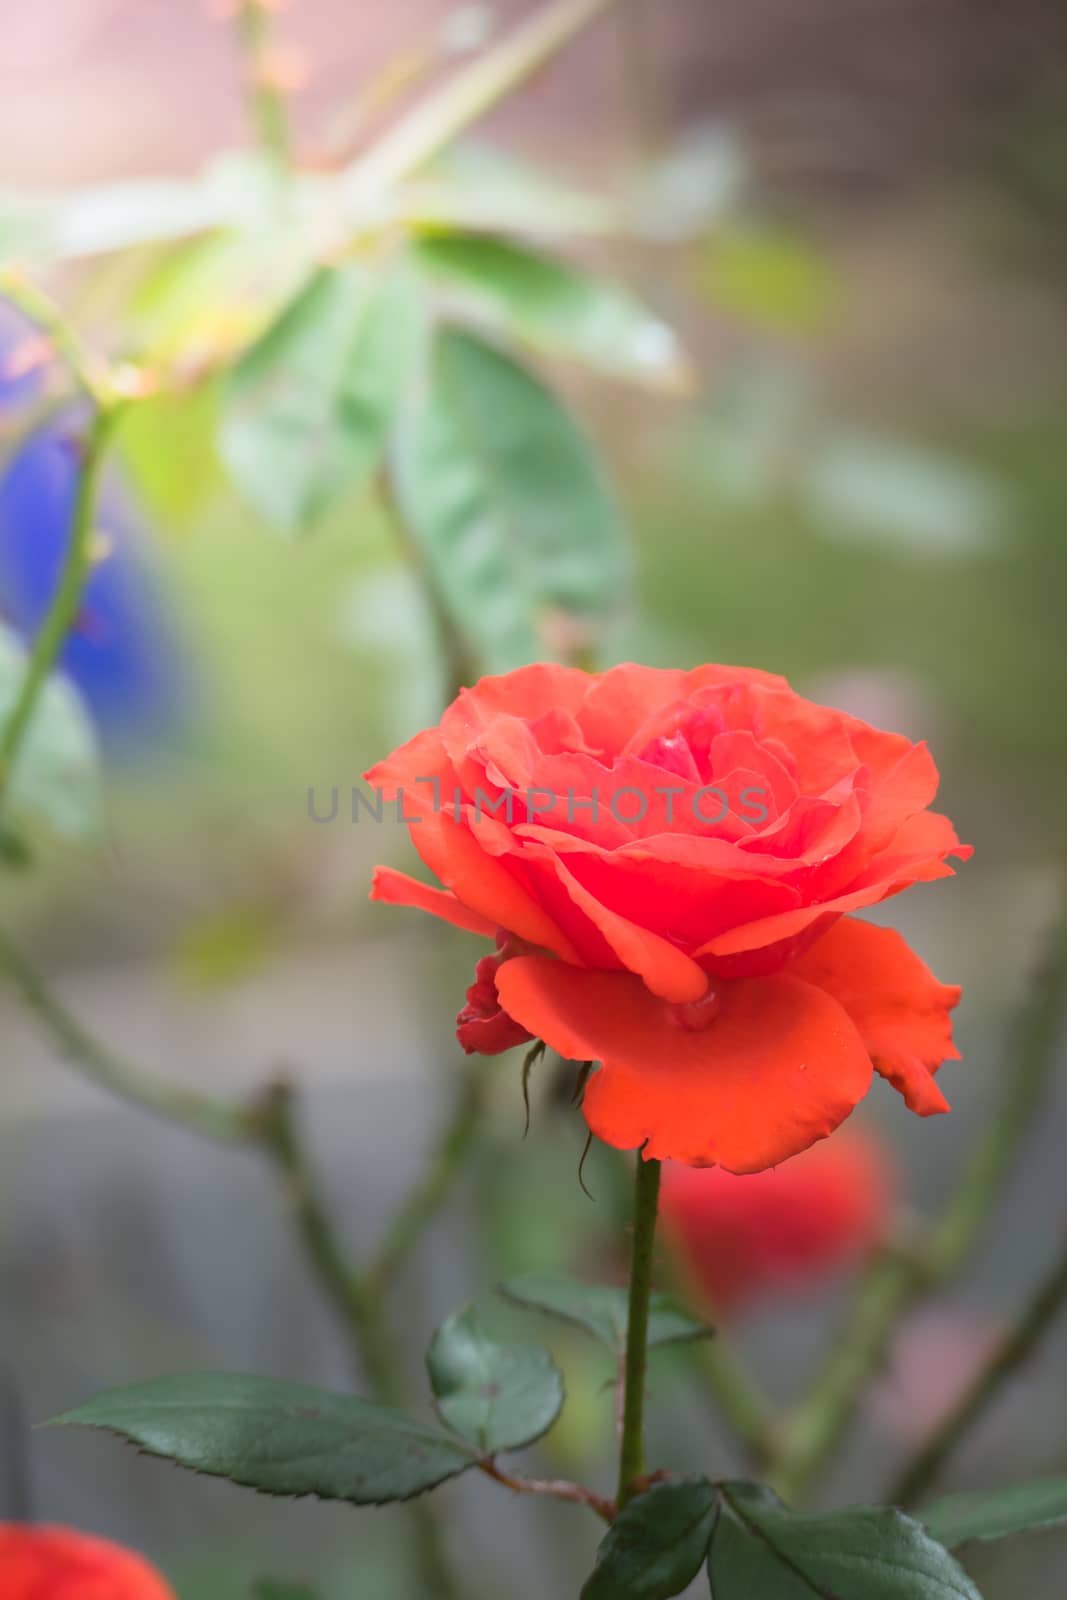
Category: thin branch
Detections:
[
  {"x1": 251, "y1": 1080, "x2": 380, "y2": 1367},
  {"x1": 232, "y1": 0, "x2": 294, "y2": 164},
  {"x1": 768, "y1": 894, "x2": 1067, "y2": 1504},
  {"x1": 0, "y1": 273, "x2": 152, "y2": 812},
  {"x1": 248, "y1": 1079, "x2": 461, "y2": 1598},
  {"x1": 0, "y1": 270, "x2": 110, "y2": 406},
  {"x1": 695, "y1": 1324, "x2": 777, "y2": 1463},
  {"x1": 925, "y1": 894, "x2": 1067, "y2": 1280},
  {"x1": 319, "y1": 38, "x2": 439, "y2": 165},
  {"x1": 0, "y1": 936, "x2": 463, "y2": 1591},
  {"x1": 767, "y1": 1235, "x2": 926, "y2": 1505},
  {"x1": 344, "y1": 0, "x2": 632, "y2": 214},
  {"x1": 0, "y1": 403, "x2": 123, "y2": 805},
  {"x1": 891, "y1": 1233, "x2": 1067, "y2": 1508},
  {"x1": 479, "y1": 1457, "x2": 616, "y2": 1524},
  {"x1": 0, "y1": 925, "x2": 250, "y2": 1141},
  {"x1": 381, "y1": 470, "x2": 476, "y2": 707}
]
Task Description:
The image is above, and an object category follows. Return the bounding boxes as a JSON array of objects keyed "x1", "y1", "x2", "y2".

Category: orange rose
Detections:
[
  {"x1": 0, "y1": 1525, "x2": 176, "y2": 1599},
  {"x1": 660, "y1": 1127, "x2": 895, "y2": 1311},
  {"x1": 366, "y1": 662, "x2": 969, "y2": 1172}
]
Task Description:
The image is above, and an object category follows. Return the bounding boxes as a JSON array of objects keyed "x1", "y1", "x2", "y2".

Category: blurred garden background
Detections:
[{"x1": 2, "y1": 1, "x2": 1066, "y2": 1595}]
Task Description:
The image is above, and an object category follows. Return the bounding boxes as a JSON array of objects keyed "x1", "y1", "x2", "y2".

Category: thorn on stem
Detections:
[
  {"x1": 571, "y1": 1059, "x2": 594, "y2": 1106},
  {"x1": 520, "y1": 1039, "x2": 545, "y2": 1137},
  {"x1": 578, "y1": 1129, "x2": 596, "y2": 1200}
]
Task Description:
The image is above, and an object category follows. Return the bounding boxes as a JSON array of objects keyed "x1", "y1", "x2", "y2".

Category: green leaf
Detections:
[
  {"x1": 426, "y1": 1305, "x2": 564, "y2": 1455},
  {"x1": 53, "y1": 1373, "x2": 478, "y2": 1505},
  {"x1": 127, "y1": 230, "x2": 305, "y2": 363},
  {"x1": 221, "y1": 258, "x2": 424, "y2": 532},
  {"x1": 116, "y1": 384, "x2": 224, "y2": 532},
  {"x1": 498, "y1": 1274, "x2": 711, "y2": 1355},
  {"x1": 395, "y1": 140, "x2": 626, "y2": 240},
  {"x1": 413, "y1": 234, "x2": 690, "y2": 390},
  {"x1": 632, "y1": 127, "x2": 743, "y2": 241},
  {"x1": 707, "y1": 1482, "x2": 982, "y2": 1599},
  {"x1": 582, "y1": 1478, "x2": 718, "y2": 1600},
  {"x1": 0, "y1": 625, "x2": 100, "y2": 837},
  {"x1": 922, "y1": 1475, "x2": 1067, "y2": 1550},
  {"x1": 1, "y1": 152, "x2": 282, "y2": 264},
  {"x1": 807, "y1": 429, "x2": 1002, "y2": 558},
  {"x1": 392, "y1": 327, "x2": 628, "y2": 671}
]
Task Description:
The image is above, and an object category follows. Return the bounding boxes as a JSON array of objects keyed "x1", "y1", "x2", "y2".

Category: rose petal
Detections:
[
  {"x1": 698, "y1": 812, "x2": 970, "y2": 961},
  {"x1": 0, "y1": 1525, "x2": 176, "y2": 1600},
  {"x1": 790, "y1": 917, "x2": 960, "y2": 1114},
  {"x1": 578, "y1": 666, "x2": 693, "y2": 751},
  {"x1": 370, "y1": 866, "x2": 498, "y2": 938},
  {"x1": 549, "y1": 848, "x2": 800, "y2": 948},
  {"x1": 546, "y1": 856, "x2": 710, "y2": 1003},
  {"x1": 709, "y1": 729, "x2": 798, "y2": 814},
  {"x1": 441, "y1": 664, "x2": 592, "y2": 790},
  {"x1": 363, "y1": 725, "x2": 453, "y2": 801},
  {"x1": 416, "y1": 812, "x2": 581, "y2": 961},
  {"x1": 495, "y1": 958, "x2": 873, "y2": 1171},
  {"x1": 456, "y1": 953, "x2": 535, "y2": 1054}
]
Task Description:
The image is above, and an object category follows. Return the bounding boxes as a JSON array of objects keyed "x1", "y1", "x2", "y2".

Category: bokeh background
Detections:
[{"x1": 2, "y1": 2, "x2": 1066, "y2": 1595}]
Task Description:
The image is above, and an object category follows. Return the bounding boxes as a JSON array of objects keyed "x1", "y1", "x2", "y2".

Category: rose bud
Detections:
[{"x1": 457, "y1": 950, "x2": 535, "y2": 1055}]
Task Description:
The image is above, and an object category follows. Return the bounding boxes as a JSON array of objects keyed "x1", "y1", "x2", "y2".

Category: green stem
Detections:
[
  {"x1": 0, "y1": 925, "x2": 249, "y2": 1140},
  {"x1": 925, "y1": 896, "x2": 1067, "y2": 1281},
  {"x1": 234, "y1": 0, "x2": 293, "y2": 164},
  {"x1": 0, "y1": 930, "x2": 468, "y2": 1586},
  {"x1": 0, "y1": 403, "x2": 123, "y2": 805},
  {"x1": 890, "y1": 1236, "x2": 1067, "y2": 1508},
  {"x1": 254, "y1": 1084, "x2": 405, "y2": 1407},
  {"x1": 0, "y1": 270, "x2": 109, "y2": 405},
  {"x1": 252, "y1": 1081, "x2": 461, "y2": 1599},
  {"x1": 696, "y1": 1320, "x2": 775, "y2": 1461},
  {"x1": 478, "y1": 1458, "x2": 615, "y2": 1523},
  {"x1": 254, "y1": 1081, "x2": 380, "y2": 1363},
  {"x1": 383, "y1": 473, "x2": 475, "y2": 705},
  {"x1": 767, "y1": 1240, "x2": 922, "y2": 1505},
  {"x1": 344, "y1": 0, "x2": 632, "y2": 210},
  {"x1": 617, "y1": 1152, "x2": 661, "y2": 1508},
  {"x1": 769, "y1": 894, "x2": 1067, "y2": 1504}
]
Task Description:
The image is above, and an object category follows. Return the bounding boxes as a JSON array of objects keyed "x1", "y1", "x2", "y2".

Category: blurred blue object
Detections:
[
  {"x1": 0, "y1": 298, "x2": 186, "y2": 754},
  {"x1": 0, "y1": 409, "x2": 187, "y2": 755}
]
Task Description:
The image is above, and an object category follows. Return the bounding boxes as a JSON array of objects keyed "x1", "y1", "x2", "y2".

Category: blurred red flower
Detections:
[
  {"x1": 457, "y1": 949, "x2": 535, "y2": 1055},
  {"x1": 367, "y1": 662, "x2": 968, "y2": 1172},
  {"x1": 0, "y1": 1525, "x2": 176, "y2": 1599},
  {"x1": 660, "y1": 1127, "x2": 895, "y2": 1312}
]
